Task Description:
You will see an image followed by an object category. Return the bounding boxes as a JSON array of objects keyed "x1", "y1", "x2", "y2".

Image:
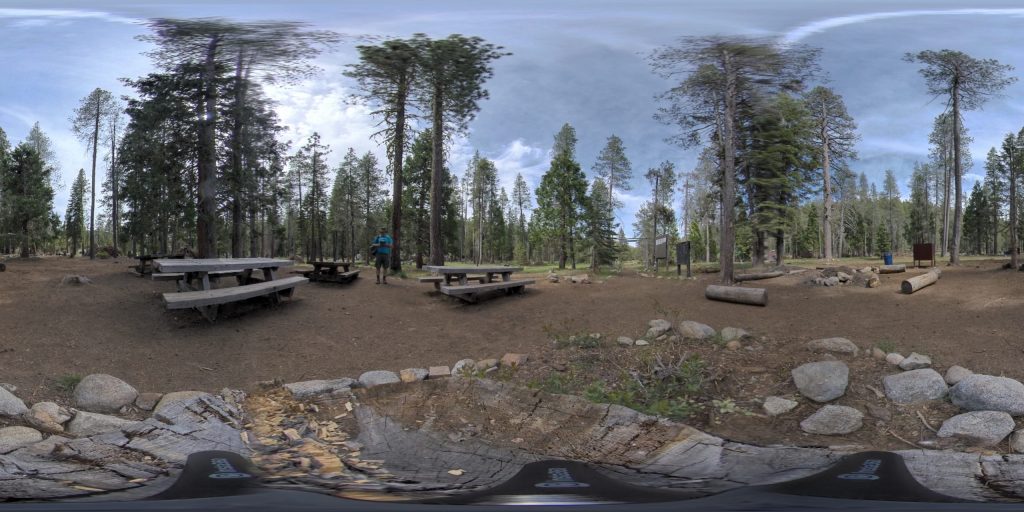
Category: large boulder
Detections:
[
  {"x1": 283, "y1": 378, "x2": 356, "y2": 399},
  {"x1": 358, "y1": 370, "x2": 401, "y2": 388},
  {"x1": 800, "y1": 405, "x2": 863, "y2": 435},
  {"x1": 791, "y1": 361, "x2": 849, "y2": 402},
  {"x1": 882, "y1": 369, "x2": 948, "y2": 404},
  {"x1": 678, "y1": 321, "x2": 716, "y2": 340},
  {"x1": 806, "y1": 337, "x2": 859, "y2": 356},
  {"x1": 0, "y1": 426, "x2": 42, "y2": 454},
  {"x1": 66, "y1": 410, "x2": 138, "y2": 436},
  {"x1": 950, "y1": 374, "x2": 1024, "y2": 415},
  {"x1": 73, "y1": 374, "x2": 138, "y2": 414},
  {"x1": 646, "y1": 319, "x2": 672, "y2": 339},
  {"x1": 937, "y1": 411, "x2": 1015, "y2": 446},
  {"x1": 899, "y1": 352, "x2": 932, "y2": 370},
  {"x1": 0, "y1": 387, "x2": 27, "y2": 418},
  {"x1": 155, "y1": 391, "x2": 211, "y2": 413}
]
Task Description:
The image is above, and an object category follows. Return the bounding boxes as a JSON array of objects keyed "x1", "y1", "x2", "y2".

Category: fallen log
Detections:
[
  {"x1": 706, "y1": 285, "x2": 767, "y2": 306},
  {"x1": 901, "y1": 268, "x2": 941, "y2": 294},
  {"x1": 734, "y1": 271, "x2": 784, "y2": 282},
  {"x1": 878, "y1": 264, "x2": 906, "y2": 274}
]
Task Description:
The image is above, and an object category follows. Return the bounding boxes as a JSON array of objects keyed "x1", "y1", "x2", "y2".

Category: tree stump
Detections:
[{"x1": 705, "y1": 285, "x2": 767, "y2": 306}]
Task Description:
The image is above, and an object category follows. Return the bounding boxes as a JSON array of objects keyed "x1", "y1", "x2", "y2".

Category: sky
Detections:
[{"x1": 3, "y1": 0, "x2": 1024, "y2": 236}]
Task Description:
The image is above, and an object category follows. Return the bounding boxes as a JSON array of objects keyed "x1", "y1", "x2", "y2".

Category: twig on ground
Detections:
[
  {"x1": 886, "y1": 429, "x2": 923, "y2": 449},
  {"x1": 916, "y1": 411, "x2": 938, "y2": 433}
]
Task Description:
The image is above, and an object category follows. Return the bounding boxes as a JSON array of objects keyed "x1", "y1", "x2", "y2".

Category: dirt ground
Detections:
[{"x1": 3, "y1": 256, "x2": 1024, "y2": 449}]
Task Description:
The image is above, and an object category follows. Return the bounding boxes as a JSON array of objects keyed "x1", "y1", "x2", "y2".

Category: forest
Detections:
[{"x1": 0, "y1": 21, "x2": 1021, "y2": 282}]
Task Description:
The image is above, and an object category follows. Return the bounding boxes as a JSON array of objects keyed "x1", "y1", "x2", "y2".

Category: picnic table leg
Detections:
[
  {"x1": 458, "y1": 274, "x2": 468, "y2": 286},
  {"x1": 444, "y1": 274, "x2": 454, "y2": 286},
  {"x1": 485, "y1": 272, "x2": 494, "y2": 283},
  {"x1": 502, "y1": 272, "x2": 511, "y2": 282}
]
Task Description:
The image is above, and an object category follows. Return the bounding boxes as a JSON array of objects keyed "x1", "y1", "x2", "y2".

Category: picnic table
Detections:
[
  {"x1": 420, "y1": 265, "x2": 534, "y2": 303},
  {"x1": 293, "y1": 261, "x2": 360, "y2": 284},
  {"x1": 153, "y1": 258, "x2": 307, "y2": 322}
]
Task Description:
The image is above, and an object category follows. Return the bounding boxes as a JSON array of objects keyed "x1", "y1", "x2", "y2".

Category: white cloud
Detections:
[
  {"x1": 782, "y1": 9, "x2": 1024, "y2": 44},
  {"x1": 0, "y1": 8, "x2": 140, "y2": 26}
]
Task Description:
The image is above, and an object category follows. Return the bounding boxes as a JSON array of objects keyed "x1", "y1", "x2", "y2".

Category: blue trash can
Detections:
[{"x1": 883, "y1": 252, "x2": 893, "y2": 265}]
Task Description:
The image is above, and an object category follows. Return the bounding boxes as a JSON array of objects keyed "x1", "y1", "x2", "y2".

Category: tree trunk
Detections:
[
  {"x1": 941, "y1": 140, "x2": 951, "y2": 257},
  {"x1": 196, "y1": 35, "x2": 221, "y2": 259},
  {"x1": 821, "y1": 105, "x2": 833, "y2": 261},
  {"x1": 719, "y1": 53, "x2": 737, "y2": 284},
  {"x1": 950, "y1": 86, "x2": 963, "y2": 265},
  {"x1": 389, "y1": 76, "x2": 408, "y2": 272},
  {"x1": 89, "y1": 101, "x2": 99, "y2": 259},
  {"x1": 734, "y1": 270, "x2": 783, "y2": 282},
  {"x1": 110, "y1": 121, "x2": 119, "y2": 252},
  {"x1": 901, "y1": 268, "x2": 941, "y2": 294},
  {"x1": 21, "y1": 221, "x2": 29, "y2": 258},
  {"x1": 229, "y1": 51, "x2": 250, "y2": 259},
  {"x1": 705, "y1": 284, "x2": 767, "y2": 306},
  {"x1": 776, "y1": 229, "x2": 785, "y2": 266},
  {"x1": 428, "y1": 84, "x2": 445, "y2": 266}
]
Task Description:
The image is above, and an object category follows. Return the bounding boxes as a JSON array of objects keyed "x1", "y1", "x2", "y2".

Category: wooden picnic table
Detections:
[
  {"x1": 294, "y1": 261, "x2": 359, "y2": 284},
  {"x1": 421, "y1": 265, "x2": 533, "y2": 303},
  {"x1": 154, "y1": 258, "x2": 306, "y2": 321}
]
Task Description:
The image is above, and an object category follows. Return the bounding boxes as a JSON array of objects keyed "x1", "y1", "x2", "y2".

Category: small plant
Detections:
[
  {"x1": 711, "y1": 398, "x2": 739, "y2": 414},
  {"x1": 552, "y1": 332, "x2": 602, "y2": 350},
  {"x1": 876, "y1": 340, "x2": 896, "y2": 353},
  {"x1": 528, "y1": 374, "x2": 574, "y2": 395},
  {"x1": 55, "y1": 374, "x2": 82, "y2": 393}
]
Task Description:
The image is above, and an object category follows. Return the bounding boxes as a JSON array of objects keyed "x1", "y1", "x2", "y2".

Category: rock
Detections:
[
  {"x1": 945, "y1": 366, "x2": 973, "y2": 386},
  {"x1": 720, "y1": 327, "x2": 750, "y2": 342},
  {"x1": 646, "y1": 319, "x2": 672, "y2": 338},
  {"x1": 0, "y1": 386, "x2": 28, "y2": 418},
  {"x1": 837, "y1": 271, "x2": 851, "y2": 282},
  {"x1": 655, "y1": 334, "x2": 668, "y2": 342},
  {"x1": 475, "y1": 359, "x2": 499, "y2": 371},
  {"x1": 726, "y1": 340, "x2": 741, "y2": 351},
  {"x1": 73, "y1": 374, "x2": 138, "y2": 414},
  {"x1": 635, "y1": 339, "x2": 650, "y2": 346},
  {"x1": 616, "y1": 336, "x2": 634, "y2": 346},
  {"x1": 678, "y1": 320, "x2": 716, "y2": 340},
  {"x1": 1011, "y1": 430, "x2": 1024, "y2": 453},
  {"x1": 60, "y1": 275, "x2": 92, "y2": 286},
  {"x1": 763, "y1": 396, "x2": 798, "y2": 416},
  {"x1": 882, "y1": 369, "x2": 948, "y2": 404},
  {"x1": 867, "y1": 275, "x2": 881, "y2": 288},
  {"x1": 800, "y1": 405, "x2": 863, "y2": 435},
  {"x1": 859, "y1": 266, "x2": 873, "y2": 273},
  {"x1": 823, "y1": 276, "x2": 840, "y2": 287},
  {"x1": 806, "y1": 337, "x2": 859, "y2": 356},
  {"x1": 135, "y1": 393, "x2": 163, "y2": 411},
  {"x1": 0, "y1": 383, "x2": 16, "y2": 393},
  {"x1": 358, "y1": 370, "x2": 401, "y2": 388},
  {"x1": 66, "y1": 411, "x2": 137, "y2": 437},
  {"x1": 451, "y1": 359, "x2": 476, "y2": 377},
  {"x1": 428, "y1": 366, "x2": 451, "y2": 378},
  {"x1": 400, "y1": 368, "x2": 429, "y2": 383},
  {"x1": 950, "y1": 374, "x2": 1024, "y2": 415},
  {"x1": 667, "y1": 335, "x2": 679, "y2": 343},
  {"x1": 23, "y1": 402, "x2": 71, "y2": 433},
  {"x1": 871, "y1": 347, "x2": 886, "y2": 360},
  {"x1": 283, "y1": 378, "x2": 356, "y2": 399},
  {"x1": 0, "y1": 426, "x2": 43, "y2": 454},
  {"x1": 791, "y1": 361, "x2": 849, "y2": 402},
  {"x1": 866, "y1": 403, "x2": 892, "y2": 422},
  {"x1": 570, "y1": 274, "x2": 590, "y2": 284},
  {"x1": 547, "y1": 273, "x2": 559, "y2": 283},
  {"x1": 899, "y1": 352, "x2": 932, "y2": 370},
  {"x1": 885, "y1": 353, "x2": 905, "y2": 366},
  {"x1": 155, "y1": 391, "x2": 211, "y2": 413},
  {"x1": 589, "y1": 333, "x2": 601, "y2": 340},
  {"x1": 937, "y1": 411, "x2": 1015, "y2": 446},
  {"x1": 500, "y1": 353, "x2": 529, "y2": 367}
]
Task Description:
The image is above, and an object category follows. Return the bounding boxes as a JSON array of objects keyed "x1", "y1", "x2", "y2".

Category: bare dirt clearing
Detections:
[{"x1": 3, "y1": 256, "x2": 1024, "y2": 450}]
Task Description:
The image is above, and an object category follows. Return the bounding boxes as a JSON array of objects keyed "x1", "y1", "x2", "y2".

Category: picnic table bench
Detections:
[
  {"x1": 154, "y1": 258, "x2": 306, "y2": 322},
  {"x1": 422, "y1": 265, "x2": 534, "y2": 303},
  {"x1": 292, "y1": 261, "x2": 360, "y2": 284}
]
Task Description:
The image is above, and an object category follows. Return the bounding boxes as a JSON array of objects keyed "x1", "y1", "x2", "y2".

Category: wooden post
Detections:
[
  {"x1": 705, "y1": 285, "x2": 767, "y2": 306},
  {"x1": 901, "y1": 268, "x2": 941, "y2": 294}
]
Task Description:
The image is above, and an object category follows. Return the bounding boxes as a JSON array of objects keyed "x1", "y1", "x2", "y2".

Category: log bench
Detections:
[
  {"x1": 162, "y1": 276, "x2": 308, "y2": 322},
  {"x1": 152, "y1": 270, "x2": 241, "y2": 281},
  {"x1": 419, "y1": 275, "x2": 486, "y2": 290},
  {"x1": 439, "y1": 279, "x2": 535, "y2": 303}
]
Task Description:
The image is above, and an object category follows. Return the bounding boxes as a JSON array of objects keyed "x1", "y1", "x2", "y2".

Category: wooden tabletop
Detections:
[
  {"x1": 154, "y1": 258, "x2": 294, "y2": 273},
  {"x1": 424, "y1": 265, "x2": 523, "y2": 274}
]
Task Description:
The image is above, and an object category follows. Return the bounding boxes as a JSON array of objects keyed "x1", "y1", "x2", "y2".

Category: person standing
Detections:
[{"x1": 371, "y1": 227, "x2": 393, "y2": 284}]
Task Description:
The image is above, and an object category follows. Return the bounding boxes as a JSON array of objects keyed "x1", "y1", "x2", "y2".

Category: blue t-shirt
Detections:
[{"x1": 373, "y1": 235, "x2": 393, "y2": 254}]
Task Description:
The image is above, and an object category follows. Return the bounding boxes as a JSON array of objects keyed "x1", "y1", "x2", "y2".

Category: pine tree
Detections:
[
  {"x1": 66, "y1": 170, "x2": 88, "y2": 257},
  {"x1": 535, "y1": 152, "x2": 588, "y2": 269},
  {"x1": 592, "y1": 134, "x2": 632, "y2": 212},
  {"x1": 585, "y1": 179, "x2": 618, "y2": 271},
  {"x1": 2, "y1": 144, "x2": 54, "y2": 257}
]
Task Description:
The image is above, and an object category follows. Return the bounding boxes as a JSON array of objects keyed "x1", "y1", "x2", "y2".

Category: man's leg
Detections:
[
  {"x1": 375, "y1": 256, "x2": 381, "y2": 284},
  {"x1": 382, "y1": 254, "x2": 389, "y2": 284}
]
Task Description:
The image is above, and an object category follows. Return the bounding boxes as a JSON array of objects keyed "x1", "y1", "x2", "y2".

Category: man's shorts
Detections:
[{"x1": 375, "y1": 252, "x2": 390, "y2": 269}]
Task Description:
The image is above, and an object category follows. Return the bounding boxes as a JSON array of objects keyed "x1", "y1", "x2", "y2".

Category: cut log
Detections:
[
  {"x1": 901, "y1": 268, "x2": 941, "y2": 294},
  {"x1": 878, "y1": 264, "x2": 906, "y2": 274},
  {"x1": 734, "y1": 271, "x2": 784, "y2": 282},
  {"x1": 705, "y1": 285, "x2": 767, "y2": 306}
]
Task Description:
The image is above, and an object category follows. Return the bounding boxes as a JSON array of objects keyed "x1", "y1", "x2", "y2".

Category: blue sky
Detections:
[{"x1": 3, "y1": 1, "x2": 1024, "y2": 235}]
